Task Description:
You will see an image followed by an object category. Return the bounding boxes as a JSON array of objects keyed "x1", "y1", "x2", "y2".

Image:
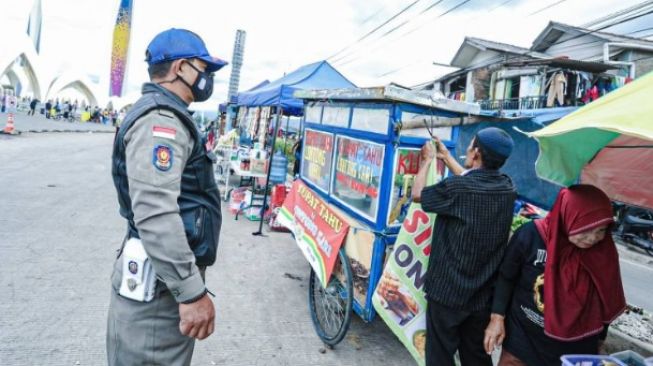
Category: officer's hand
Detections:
[{"x1": 179, "y1": 294, "x2": 215, "y2": 340}]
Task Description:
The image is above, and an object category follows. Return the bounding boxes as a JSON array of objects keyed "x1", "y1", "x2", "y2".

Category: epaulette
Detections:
[{"x1": 157, "y1": 109, "x2": 176, "y2": 119}]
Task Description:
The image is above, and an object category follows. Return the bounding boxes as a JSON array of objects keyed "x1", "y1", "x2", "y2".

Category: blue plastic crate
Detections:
[
  {"x1": 561, "y1": 354, "x2": 627, "y2": 366},
  {"x1": 610, "y1": 350, "x2": 646, "y2": 366}
]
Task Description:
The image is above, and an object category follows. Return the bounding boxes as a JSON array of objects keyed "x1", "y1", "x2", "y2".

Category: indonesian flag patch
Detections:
[
  {"x1": 152, "y1": 126, "x2": 176, "y2": 140},
  {"x1": 153, "y1": 144, "x2": 173, "y2": 171}
]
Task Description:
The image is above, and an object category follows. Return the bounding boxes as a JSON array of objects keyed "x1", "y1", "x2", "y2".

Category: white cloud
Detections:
[{"x1": 1, "y1": 0, "x2": 649, "y2": 106}]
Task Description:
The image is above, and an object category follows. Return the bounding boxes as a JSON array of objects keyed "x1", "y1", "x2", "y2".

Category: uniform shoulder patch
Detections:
[{"x1": 153, "y1": 144, "x2": 173, "y2": 171}]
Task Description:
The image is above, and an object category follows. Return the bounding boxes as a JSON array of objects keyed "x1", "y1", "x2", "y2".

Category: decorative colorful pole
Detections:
[{"x1": 109, "y1": 0, "x2": 134, "y2": 97}]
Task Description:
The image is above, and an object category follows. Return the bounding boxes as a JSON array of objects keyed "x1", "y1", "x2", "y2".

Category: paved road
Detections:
[
  {"x1": 620, "y1": 257, "x2": 653, "y2": 312},
  {"x1": 1, "y1": 132, "x2": 651, "y2": 365},
  {"x1": 0, "y1": 132, "x2": 410, "y2": 365}
]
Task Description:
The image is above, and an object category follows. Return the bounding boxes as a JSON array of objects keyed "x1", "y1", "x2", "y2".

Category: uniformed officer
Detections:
[{"x1": 107, "y1": 29, "x2": 226, "y2": 365}]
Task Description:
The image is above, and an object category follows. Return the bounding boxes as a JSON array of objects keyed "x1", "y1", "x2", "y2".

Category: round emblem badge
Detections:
[{"x1": 153, "y1": 144, "x2": 173, "y2": 171}]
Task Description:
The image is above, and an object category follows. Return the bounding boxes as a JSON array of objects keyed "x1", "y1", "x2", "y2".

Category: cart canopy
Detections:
[{"x1": 236, "y1": 61, "x2": 356, "y2": 116}]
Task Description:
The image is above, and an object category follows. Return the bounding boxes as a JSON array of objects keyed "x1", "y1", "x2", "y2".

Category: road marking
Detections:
[{"x1": 620, "y1": 258, "x2": 653, "y2": 272}]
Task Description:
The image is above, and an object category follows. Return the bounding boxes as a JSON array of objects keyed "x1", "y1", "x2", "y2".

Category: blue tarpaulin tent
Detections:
[
  {"x1": 456, "y1": 107, "x2": 578, "y2": 209},
  {"x1": 236, "y1": 61, "x2": 356, "y2": 116}
]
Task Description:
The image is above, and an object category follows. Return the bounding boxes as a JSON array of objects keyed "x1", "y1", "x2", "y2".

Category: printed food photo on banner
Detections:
[
  {"x1": 337, "y1": 227, "x2": 374, "y2": 306},
  {"x1": 332, "y1": 135, "x2": 385, "y2": 221},
  {"x1": 375, "y1": 269, "x2": 421, "y2": 326},
  {"x1": 405, "y1": 315, "x2": 427, "y2": 359}
]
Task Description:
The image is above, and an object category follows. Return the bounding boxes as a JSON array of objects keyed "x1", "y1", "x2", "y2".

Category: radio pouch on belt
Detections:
[{"x1": 119, "y1": 238, "x2": 157, "y2": 302}]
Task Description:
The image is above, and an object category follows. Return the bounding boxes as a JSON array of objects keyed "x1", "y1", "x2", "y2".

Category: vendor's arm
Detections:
[
  {"x1": 412, "y1": 141, "x2": 456, "y2": 217},
  {"x1": 124, "y1": 110, "x2": 206, "y2": 304},
  {"x1": 412, "y1": 137, "x2": 465, "y2": 203},
  {"x1": 433, "y1": 137, "x2": 465, "y2": 176}
]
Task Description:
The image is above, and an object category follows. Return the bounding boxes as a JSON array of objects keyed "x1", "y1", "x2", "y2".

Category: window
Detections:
[
  {"x1": 331, "y1": 135, "x2": 385, "y2": 221},
  {"x1": 322, "y1": 105, "x2": 350, "y2": 128},
  {"x1": 350, "y1": 108, "x2": 389, "y2": 135},
  {"x1": 300, "y1": 129, "x2": 334, "y2": 193},
  {"x1": 304, "y1": 104, "x2": 322, "y2": 124}
]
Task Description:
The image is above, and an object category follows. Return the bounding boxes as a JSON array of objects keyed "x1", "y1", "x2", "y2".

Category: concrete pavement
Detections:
[
  {"x1": 0, "y1": 132, "x2": 410, "y2": 365},
  {"x1": 2, "y1": 131, "x2": 652, "y2": 364}
]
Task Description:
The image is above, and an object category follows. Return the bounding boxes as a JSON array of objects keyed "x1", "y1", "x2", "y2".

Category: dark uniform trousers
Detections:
[
  {"x1": 106, "y1": 254, "x2": 202, "y2": 366},
  {"x1": 426, "y1": 301, "x2": 493, "y2": 366}
]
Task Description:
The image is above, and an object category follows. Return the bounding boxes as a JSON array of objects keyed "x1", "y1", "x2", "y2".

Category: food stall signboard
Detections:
[
  {"x1": 332, "y1": 135, "x2": 385, "y2": 222},
  {"x1": 387, "y1": 148, "x2": 421, "y2": 226},
  {"x1": 372, "y1": 161, "x2": 441, "y2": 365},
  {"x1": 301, "y1": 129, "x2": 334, "y2": 193},
  {"x1": 277, "y1": 180, "x2": 350, "y2": 288}
]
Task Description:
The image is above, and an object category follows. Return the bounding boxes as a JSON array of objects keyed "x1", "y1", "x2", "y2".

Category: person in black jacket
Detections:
[
  {"x1": 484, "y1": 185, "x2": 626, "y2": 366},
  {"x1": 412, "y1": 128, "x2": 517, "y2": 366},
  {"x1": 45, "y1": 100, "x2": 52, "y2": 119}
]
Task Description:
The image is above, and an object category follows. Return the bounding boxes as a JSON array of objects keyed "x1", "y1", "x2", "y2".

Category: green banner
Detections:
[{"x1": 372, "y1": 159, "x2": 441, "y2": 365}]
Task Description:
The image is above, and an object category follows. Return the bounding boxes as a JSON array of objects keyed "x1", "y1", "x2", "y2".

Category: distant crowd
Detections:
[{"x1": 1, "y1": 94, "x2": 125, "y2": 126}]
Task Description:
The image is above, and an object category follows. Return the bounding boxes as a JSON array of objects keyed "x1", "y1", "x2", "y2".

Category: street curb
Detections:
[
  {"x1": 607, "y1": 327, "x2": 653, "y2": 357},
  {"x1": 18, "y1": 129, "x2": 116, "y2": 134}
]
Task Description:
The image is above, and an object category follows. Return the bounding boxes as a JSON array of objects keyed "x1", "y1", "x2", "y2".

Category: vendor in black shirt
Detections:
[
  {"x1": 413, "y1": 128, "x2": 517, "y2": 366},
  {"x1": 484, "y1": 185, "x2": 627, "y2": 366}
]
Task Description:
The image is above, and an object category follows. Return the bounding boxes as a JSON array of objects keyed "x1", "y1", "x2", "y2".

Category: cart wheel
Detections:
[{"x1": 308, "y1": 248, "x2": 353, "y2": 347}]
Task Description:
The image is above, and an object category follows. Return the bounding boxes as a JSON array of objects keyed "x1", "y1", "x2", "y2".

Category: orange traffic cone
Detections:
[{"x1": 3, "y1": 113, "x2": 16, "y2": 134}]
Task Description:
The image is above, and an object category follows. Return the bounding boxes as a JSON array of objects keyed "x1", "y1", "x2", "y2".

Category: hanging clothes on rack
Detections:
[
  {"x1": 589, "y1": 85, "x2": 599, "y2": 101},
  {"x1": 546, "y1": 72, "x2": 567, "y2": 107},
  {"x1": 577, "y1": 72, "x2": 592, "y2": 100}
]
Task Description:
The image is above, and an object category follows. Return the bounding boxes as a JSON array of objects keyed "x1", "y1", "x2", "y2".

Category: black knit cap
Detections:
[{"x1": 475, "y1": 127, "x2": 514, "y2": 159}]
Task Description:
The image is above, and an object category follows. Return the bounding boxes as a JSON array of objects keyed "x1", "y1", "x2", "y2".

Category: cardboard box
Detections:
[{"x1": 250, "y1": 159, "x2": 267, "y2": 175}]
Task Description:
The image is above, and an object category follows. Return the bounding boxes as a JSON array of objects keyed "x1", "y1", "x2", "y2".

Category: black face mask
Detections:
[{"x1": 178, "y1": 61, "x2": 214, "y2": 102}]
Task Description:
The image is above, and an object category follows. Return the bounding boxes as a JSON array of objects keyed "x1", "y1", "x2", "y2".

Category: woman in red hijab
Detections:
[{"x1": 483, "y1": 185, "x2": 626, "y2": 366}]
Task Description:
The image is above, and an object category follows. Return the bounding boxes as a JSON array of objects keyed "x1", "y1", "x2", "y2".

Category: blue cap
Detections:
[
  {"x1": 146, "y1": 28, "x2": 228, "y2": 72},
  {"x1": 475, "y1": 127, "x2": 514, "y2": 159}
]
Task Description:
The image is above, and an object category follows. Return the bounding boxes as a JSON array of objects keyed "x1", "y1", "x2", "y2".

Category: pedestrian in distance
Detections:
[
  {"x1": 45, "y1": 100, "x2": 52, "y2": 119},
  {"x1": 412, "y1": 128, "x2": 517, "y2": 366},
  {"x1": 63, "y1": 100, "x2": 71, "y2": 120},
  {"x1": 28, "y1": 98, "x2": 38, "y2": 116},
  {"x1": 484, "y1": 184, "x2": 626, "y2": 366},
  {"x1": 107, "y1": 28, "x2": 227, "y2": 366}
]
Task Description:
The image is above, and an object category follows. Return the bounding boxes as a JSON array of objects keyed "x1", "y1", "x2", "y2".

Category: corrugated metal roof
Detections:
[
  {"x1": 451, "y1": 37, "x2": 550, "y2": 68},
  {"x1": 503, "y1": 58, "x2": 618, "y2": 73},
  {"x1": 293, "y1": 84, "x2": 481, "y2": 115},
  {"x1": 531, "y1": 21, "x2": 653, "y2": 52}
]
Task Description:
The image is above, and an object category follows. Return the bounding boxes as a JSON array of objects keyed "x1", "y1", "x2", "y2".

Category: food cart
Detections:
[{"x1": 281, "y1": 85, "x2": 480, "y2": 347}]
